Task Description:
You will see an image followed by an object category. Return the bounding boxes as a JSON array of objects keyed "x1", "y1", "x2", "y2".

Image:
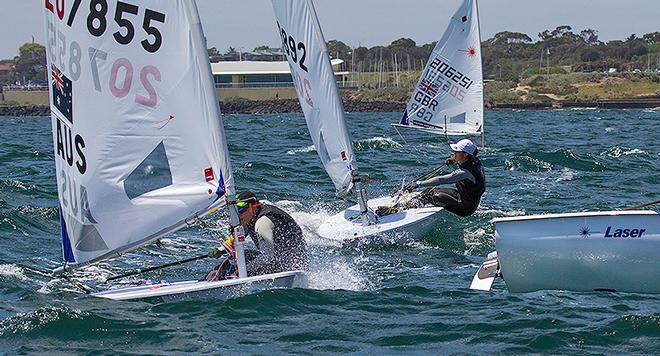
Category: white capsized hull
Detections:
[
  {"x1": 91, "y1": 270, "x2": 306, "y2": 302},
  {"x1": 317, "y1": 194, "x2": 444, "y2": 243},
  {"x1": 491, "y1": 210, "x2": 659, "y2": 294}
]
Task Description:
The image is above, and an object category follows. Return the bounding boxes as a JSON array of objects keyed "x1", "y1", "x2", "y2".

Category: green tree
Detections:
[
  {"x1": 580, "y1": 29, "x2": 599, "y2": 45},
  {"x1": 490, "y1": 31, "x2": 532, "y2": 46},
  {"x1": 388, "y1": 37, "x2": 416, "y2": 49},
  {"x1": 642, "y1": 32, "x2": 660, "y2": 44},
  {"x1": 13, "y1": 42, "x2": 46, "y2": 82},
  {"x1": 580, "y1": 48, "x2": 601, "y2": 62},
  {"x1": 253, "y1": 45, "x2": 270, "y2": 51},
  {"x1": 326, "y1": 40, "x2": 350, "y2": 60}
]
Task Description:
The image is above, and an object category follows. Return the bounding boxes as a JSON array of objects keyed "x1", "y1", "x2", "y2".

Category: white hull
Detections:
[
  {"x1": 91, "y1": 270, "x2": 306, "y2": 301},
  {"x1": 391, "y1": 124, "x2": 481, "y2": 137},
  {"x1": 473, "y1": 210, "x2": 660, "y2": 294},
  {"x1": 317, "y1": 194, "x2": 444, "y2": 243}
]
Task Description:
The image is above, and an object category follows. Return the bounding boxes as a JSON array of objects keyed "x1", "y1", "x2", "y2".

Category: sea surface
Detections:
[{"x1": 0, "y1": 109, "x2": 658, "y2": 354}]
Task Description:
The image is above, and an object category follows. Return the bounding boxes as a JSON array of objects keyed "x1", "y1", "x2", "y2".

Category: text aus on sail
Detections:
[{"x1": 47, "y1": 0, "x2": 169, "y2": 223}]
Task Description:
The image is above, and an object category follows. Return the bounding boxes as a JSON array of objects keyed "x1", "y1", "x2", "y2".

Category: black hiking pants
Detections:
[{"x1": 407, "y1": 188, "x2": 477, "y2": 217}]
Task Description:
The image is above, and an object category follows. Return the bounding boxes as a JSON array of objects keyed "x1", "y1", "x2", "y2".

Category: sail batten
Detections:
[
  {"x1": 45, "y1": 0, "x2": 234, "y2": 269},
  {"x1": 399, "y1": 0, "x2": 484, "y2": 136},
  {"x1": 271, "y1": 0, "x2": 356, "y2": 194}
]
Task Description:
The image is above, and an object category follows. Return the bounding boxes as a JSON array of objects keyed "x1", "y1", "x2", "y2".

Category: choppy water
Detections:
[{"x1": 0, "y1": 109, "x2": 658, "y2": 354}]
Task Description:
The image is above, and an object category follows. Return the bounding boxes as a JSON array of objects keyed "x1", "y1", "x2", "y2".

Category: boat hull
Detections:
[
  {"x1": 494, "y1": 211, "x2": 660, "y2": 294},
  {"x1": 91, "y1": 270, "x2": 306, "y2": 301},
  {"x1": 317, "y1": 194, "x2": 444, "y2": 243}
]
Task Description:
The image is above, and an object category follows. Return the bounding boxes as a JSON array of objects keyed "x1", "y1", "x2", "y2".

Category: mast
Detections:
[
  {"x1": 186, "y1": 1, "x2": 247, "y2": 277},
  {"x1": 475, "y1": 0, "x2": 485, "y2": 147},
  {"x1": 306, "y1": 0, "x2": 376, "y2": 225}
]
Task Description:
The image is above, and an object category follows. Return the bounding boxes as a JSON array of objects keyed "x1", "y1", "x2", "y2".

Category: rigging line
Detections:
[
  {"x1": 62, "y1": 273, "x2": 94, "y2": 294},
  {"x1": 623, "y1": 199, "x2": 660, "y2": 211},
  {"x1": 105, "y1": 254, "x2": 212, "y2": 283},
  {"x1": 15, "y1": 264, "x2": 53, "y2": 278},
  {"x1": 15, "y1": 263, "x2": 93, "y2": 294},
  {"x1": 393, "y1": 125, "x2": 409, "y2": 145}
]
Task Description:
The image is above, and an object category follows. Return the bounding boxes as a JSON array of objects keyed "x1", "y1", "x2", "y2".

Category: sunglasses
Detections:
[
  {"x1": 236, "y1": 201, "x2": 250, "y2": 213},
  {"x1": 236, "y1": 197, "x2": 258, "y2": 213}
]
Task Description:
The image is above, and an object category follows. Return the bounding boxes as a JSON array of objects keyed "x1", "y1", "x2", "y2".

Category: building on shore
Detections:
[
  {"x1": 211, "y1": 59, "x2": 354, "y2": 89},
  {"x1": 0, "y1": 63, "x2": 10, "y2": 76},
  {"x1": 206, "y1": 58, "x2": 355, "y2": 100}
]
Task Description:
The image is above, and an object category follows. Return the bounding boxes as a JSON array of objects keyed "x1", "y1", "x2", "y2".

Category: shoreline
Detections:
[{"x1": 1, "y1": 98, "x2": 659, "y2": 117}]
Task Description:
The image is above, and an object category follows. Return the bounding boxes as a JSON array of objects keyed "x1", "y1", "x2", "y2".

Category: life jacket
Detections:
[
  {"x1": 456, "y1": 155, "x2": 486, "y2": 211},
  {"x1": 246, "y1": 204, "x2": 307, "y2": 269}
]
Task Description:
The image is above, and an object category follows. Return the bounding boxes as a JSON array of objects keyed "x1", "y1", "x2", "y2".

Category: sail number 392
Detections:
[
  {"x1": 277, "y1": 22, "x2": 308, "y2": 72},
  {"x1": 45, "y1": 0, "x2": 166, "y2": 54}
]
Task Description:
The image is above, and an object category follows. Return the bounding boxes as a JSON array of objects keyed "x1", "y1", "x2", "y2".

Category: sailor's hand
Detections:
[
  {"x1": 403, "y1": 181, "x2": 418, "y2": 192},
  {"x1": 445, "y1": 157, "x2": 456, "y2": 165},
  {"x1": 208, "y1": 246, "x2": 227, "y2": 259}
]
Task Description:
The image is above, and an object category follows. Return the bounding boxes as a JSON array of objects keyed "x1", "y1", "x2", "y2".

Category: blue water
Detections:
[{"x1": 0, "y1": 109, "x2": 658, "y2": 354}]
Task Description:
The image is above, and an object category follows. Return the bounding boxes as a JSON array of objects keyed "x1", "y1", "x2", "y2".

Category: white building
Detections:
[{"x1": 211, "y1": 59, "x2": 353, "y2": 88}]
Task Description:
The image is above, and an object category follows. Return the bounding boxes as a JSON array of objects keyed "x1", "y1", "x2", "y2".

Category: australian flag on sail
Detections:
[
  {"x1": 51, "y1": 64, "x2": 73, "y2": 124},
  {"x1": 419, "y1": 79, "x2": 439, "y2": 96}
]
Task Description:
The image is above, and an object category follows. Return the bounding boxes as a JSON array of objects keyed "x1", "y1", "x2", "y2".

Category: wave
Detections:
[
  {"x1": 463, "y1": 227, "x2": 494, "y2": 256},
  {"x1": 506, "y1": 148, "x2": 607, "y2": 172},
  {"x1": 0, "y1": 179, "x2": 38, "y2": 193},
  {"x1": 601, "y1": 146, "x2": 647, "y2": 158},
  {"x1": 0, "y1": 264, "x2": 29, "y2": 281},
  {"x1": 353, "y1": 137, "x2": 402, "y2": 151},
  {"x1": 505, "y1": 156, "x2": 553, "y2": 172},
  {"x1": 0, "y1": 206, "x2": 58, "y2": 235},
  {"x1": 286, "y1": 145, "x2": 316, "y2": 155},
  {"x1": 555, "y1": 167, "x2": 575, "y2": 182},
  {"x1": 473, "y1": 208, "x2": 526, "y2": 218}
]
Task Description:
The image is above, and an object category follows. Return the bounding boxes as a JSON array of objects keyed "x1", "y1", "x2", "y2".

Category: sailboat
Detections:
[
  {"x1": 392, "y1": 0, "x2": 484, "y2": 143},
  {"x1": 470, "y1": 209, "x2": 660, "y2": 294},
  {"x1": 44, "y1": 0, "x2": 304, "y2": 301},
  {"x1": 271, "y1": 0, "x2": 445, "y2": 243}
]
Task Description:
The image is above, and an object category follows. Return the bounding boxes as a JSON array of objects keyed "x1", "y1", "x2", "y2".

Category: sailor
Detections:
[
  {"x1": 207, "y1": 191, "x2": 308, "y2": 280},
  {"x1": 401, "y1": 139, "x2": 486, "y2": 217}
]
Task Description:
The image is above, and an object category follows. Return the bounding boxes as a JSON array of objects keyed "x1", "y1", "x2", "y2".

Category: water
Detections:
[{"x1": 0, "y1": 109, "x2": 658, "y2": 354}]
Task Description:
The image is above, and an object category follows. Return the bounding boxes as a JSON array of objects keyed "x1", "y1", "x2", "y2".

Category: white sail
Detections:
[
  {"x1": 398, "y1": 0, "x2": 484, "y2": 135},
  {"x1": 44, "y1": 0, "x2": 234, "y2": 268},
  {"x1": 271, "y1": 0, "x2": 356, "y2": 195}
]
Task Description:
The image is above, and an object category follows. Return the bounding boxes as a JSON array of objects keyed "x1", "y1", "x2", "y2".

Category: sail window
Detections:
[
  {"x1": 449, "y1": 112, "x2": 466, "y2": 124},
  {"x1": 124, "y1": 141, "x2": 173, "y2": 200}
]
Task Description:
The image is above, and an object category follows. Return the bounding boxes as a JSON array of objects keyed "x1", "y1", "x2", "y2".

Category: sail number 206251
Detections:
[{"x1": 45, "y1": 0, "x2": 166, "y2": 54}]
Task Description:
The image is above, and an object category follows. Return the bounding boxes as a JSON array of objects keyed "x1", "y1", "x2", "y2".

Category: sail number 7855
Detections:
[
  {"x1": 45, "y1": 0, "x2": 166, "y2": 54},
  {"x1": 277, "y1": 22, "x2": 308, "y2": 72}
]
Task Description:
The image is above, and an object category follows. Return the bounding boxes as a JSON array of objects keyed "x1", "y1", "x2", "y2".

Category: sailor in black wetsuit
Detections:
[
  {"x1": 402, "y1": 139, "x2": 485, "y2": 217},
  {"x1": 235, "y1": 191, "x2": 308, "y2": 276}
]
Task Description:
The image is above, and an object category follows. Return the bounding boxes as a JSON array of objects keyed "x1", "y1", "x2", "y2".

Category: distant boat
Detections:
[
  {"x1": 470, "y1": 209, "x2": 660, "y2": 294},
  {"x1": 45, "y1": 0, "x2": 303, "y2": 301},
  {"x1": 392, "y1": 0, "x2": 484, "y2": 143},
  {"x1": 271, "y1": 0, "x2": 445, "y2": 244}
]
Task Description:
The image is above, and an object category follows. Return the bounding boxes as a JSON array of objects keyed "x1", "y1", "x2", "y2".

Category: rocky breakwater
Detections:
[
  {"x1": 0, "y1": 105, "x2": 50, "y2": 117},
  {"x1": 220, "y1": 98, "x2": 407, "y2": 114},
  {"x1": 1, "y1": 97, "x2": 409, "y2": 117}
]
